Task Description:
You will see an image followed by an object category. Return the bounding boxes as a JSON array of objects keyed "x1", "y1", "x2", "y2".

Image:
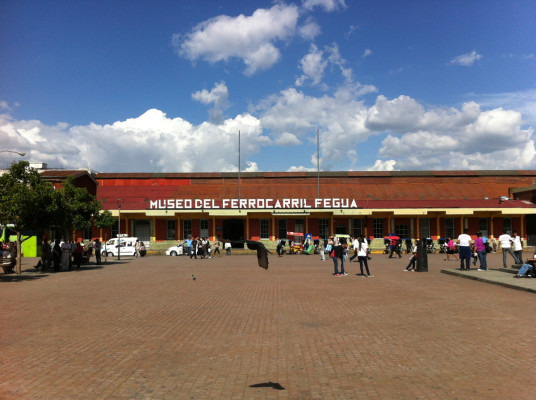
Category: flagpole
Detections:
[{"x1": 317, "y1": 129, "x2": 320, "y2": 198}]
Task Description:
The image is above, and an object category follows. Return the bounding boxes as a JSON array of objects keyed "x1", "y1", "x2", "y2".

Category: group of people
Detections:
[
  {"x1": 320, "y1": 235, "x2": 373, "y2": 278},
  {"x1": 451, "y1": 229, "x2": 522, "y2": 271},
  {"x1": 38, "y1": 238, "x2": 103, "y2": 272},
  {"x1": 185, "y1": 237, "x2": 222, "y2": 259}
]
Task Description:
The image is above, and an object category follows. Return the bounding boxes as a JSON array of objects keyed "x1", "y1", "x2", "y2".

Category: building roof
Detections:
[{"x1": 95, "y1": 170, "x2": 536, "y2": 211}]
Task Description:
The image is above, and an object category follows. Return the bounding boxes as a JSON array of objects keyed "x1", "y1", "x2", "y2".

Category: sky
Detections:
[{"x1": 1, "y1": 0, "x2": 535, "y2": 173}]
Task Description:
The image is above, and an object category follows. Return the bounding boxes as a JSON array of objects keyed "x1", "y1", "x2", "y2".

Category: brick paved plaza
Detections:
[{"x1": 1, "y1": 252, "x2": 535, "y2": 400}]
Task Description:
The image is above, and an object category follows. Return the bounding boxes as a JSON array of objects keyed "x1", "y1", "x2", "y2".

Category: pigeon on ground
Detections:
[{"x1": 191, "y1": 274, "x2": 196, "y2": 280}]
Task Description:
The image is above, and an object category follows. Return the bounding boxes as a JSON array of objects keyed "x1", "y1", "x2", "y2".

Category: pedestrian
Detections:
[
  {"x1": 498, "y1": 229, "x2": 520, "y2": 268},
  {"x1": 60, "y1": 240, "x2": 71, "y2": 271},
  {"x1": 404, "y1": 240, "x2": 418, "y2": 271},
  {"x1": 225, "y1": 241, "x2": 231, "y2": 255},
  {"x1": 457, "y1": 229, "x2": 472, "y2": 271},
  {"x1": 319, "y1": 237, "x2": 325, "y2": 261},
  {"x1": 74, "y1": 242, "x2": 84, "y2": 268},
  {"x1": 512, "y1": 231, "x2": 523, "y2": 264},
  {"x1": 186, "y1": 237, "x2": 193, "y2": 258},
  {"x1": 41, "y1": 239, "x2": 51, "y2": 271},
  {"x1": 349, "y1": 236, "x2": 359, "y2": 262},
  {"x1": 135, "y1": 240, "x2": 141, "y2": 258},
  {"x1": 213, "y1": 238, "x2": 221, "y2": 256},
  {"x1": 206, "y1": 238, "x2": 212, "y2": 258},
  {"x1": 445, "y1": 236, "x2": 459, "y2": 261},
  {"x1": 53, "y1": 239, "x2": 62, "y2": 272},
  {"x1": 388, "y1": 234, "x2": 402, "y2": 258},
  {"x1": 276, "y1": 237, "x2": 283, "y2": 257},
  {"x1": 331, "y1": 241, "x2": 346, "y2": 276},
  {"x1": 94, "y1": 238, "x2": 102, "y2": 265},
  {"x1": 474, "y1": 232, "x2": 487, "y2": 271},
  {"x1": 357, "y1": 235, "x2": 372, "y2": 277}
]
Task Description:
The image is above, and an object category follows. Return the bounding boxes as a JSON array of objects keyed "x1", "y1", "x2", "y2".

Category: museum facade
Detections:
[{"x1": 93, "y1": 170, "x2": 536, "y2": 251}]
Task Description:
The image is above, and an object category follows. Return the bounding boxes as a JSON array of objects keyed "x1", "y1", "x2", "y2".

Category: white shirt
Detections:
[
  {"x1": 357, "y1": 240, "x2": 368, "y2": 257},
  {"x1": 513, "y1": 236, "x2": 522, "y2": 251},
  {"x1": 457, "y1": 234, "x2": 472, "y2": 247},
  {"x1": 498, "y1": 234, "x2": 512, "y2": 249}
]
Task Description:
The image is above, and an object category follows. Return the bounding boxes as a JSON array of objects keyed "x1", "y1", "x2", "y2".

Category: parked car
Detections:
[
  {"x1": 166, "y1": 240, "x2": 187, "y2": 256},
  {"x1": 102, "y1": 237, "x2": 138, "y2": 257}
]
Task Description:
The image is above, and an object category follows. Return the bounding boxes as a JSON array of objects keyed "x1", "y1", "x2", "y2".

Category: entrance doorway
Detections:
[
  {"x1": 527, "y1": 215, "x2": 536, "y2": 246},
  {"x1": 222, "y1": 219, "x2": 244, "y2": 247}
]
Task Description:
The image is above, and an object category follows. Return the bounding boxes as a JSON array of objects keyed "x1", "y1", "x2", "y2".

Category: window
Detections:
[
  {"x1": 166, "y1": 220, "x2": 176, "y2": 240},
  {"x1": 278, "y1": 219, "x2": 287, "y2": 239},
  {"x1": 445, "y1": 218, "x2": 455, "y2": 239},
  {"x1": 373, "y1": 218, "x2": 384, "y2": 238},
  {"x1": 111, "y1": 220, "x2": 119, "y2": 239},
  {"x1": 295, "y1": 219, "x2": 304, "y2": 233},
  {"x1": 395, "y1": 224, "x2": 409, "y2": 238},
  {"x1": 335, "y1": 224, "x2": 346, "y2": 234},
  {"x1": 420, "y1": 218, "x2": 430, "y2": 239},
  {"x1": 83, "y1": 229, "x2": 92, "y2": 241},
  {"x1": 200, "y1": 219, "x2": 209, "y2": 238},
  {"x1": 503, "y1": 218, "x2": 512, "y2": 234},
  {"x1": 260, "y1": 219, "x2": 269, "y2": 239},
  {"x1": 352, "y1": 219, "x2": 362, "y2": 237},
  {"x1": 319, "y1": 218, "x2": 329, "y2": 238},
  {"x1": 479, "y1": 218, "x2": 489, "y2": 237},
  {"x1": 183, "y1": 220, "x2": 192, "y2": 238}
]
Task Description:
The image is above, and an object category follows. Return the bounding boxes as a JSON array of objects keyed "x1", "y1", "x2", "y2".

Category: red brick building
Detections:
[{"x1": 94, "y1": 170, "x2": 536, "y2": 251}]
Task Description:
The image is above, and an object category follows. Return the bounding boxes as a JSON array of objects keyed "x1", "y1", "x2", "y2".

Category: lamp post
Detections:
[
  {"x1": 0, "y1": 150, "x2": 26, "y2": 156},
  {"x1": 117, "y1": 199, "x2": 123, "y2": 260}
]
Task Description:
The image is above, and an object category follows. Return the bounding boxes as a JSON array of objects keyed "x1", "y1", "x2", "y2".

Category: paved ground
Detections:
[{"x1": 1, "y1": 252, "x2": 535, "y2": 400}]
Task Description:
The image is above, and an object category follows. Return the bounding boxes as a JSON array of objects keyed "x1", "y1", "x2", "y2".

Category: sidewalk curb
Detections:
[{"x1": 441, "y1": 269, "x2": 536, "y2": 294}]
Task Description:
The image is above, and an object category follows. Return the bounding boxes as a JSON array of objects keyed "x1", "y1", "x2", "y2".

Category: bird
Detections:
[
  {"x1": 191, "y1": 274, "x2": 196, "y2": 280},
  {"x1": 222, "y1": 239, "x2": 271, "y2": 270},
  {"x1": 245, "y1": 240, "x2": 271, "y2": 270}
]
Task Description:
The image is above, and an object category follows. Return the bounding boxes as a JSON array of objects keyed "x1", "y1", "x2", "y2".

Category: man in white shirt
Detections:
[
  {"x1": 457, "y1": 229, "x2": 472, "y2": 270},
  {"x1": 512, "y1": 231, "x2": 523, "y2": 265},
  {"x1": 498, "y1": 229, "x2": 520, "y2": 268}
]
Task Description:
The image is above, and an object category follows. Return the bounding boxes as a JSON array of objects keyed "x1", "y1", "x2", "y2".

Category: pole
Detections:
[
  {"x1": 317, "y1": 129, "x2": 320, "y2": 199},
  {"x1": 238, "y1": 130, "x2": 241, "y2": 203},
  {"x1": 118, "y1": 205, "x2": 121, "y2": 260}
]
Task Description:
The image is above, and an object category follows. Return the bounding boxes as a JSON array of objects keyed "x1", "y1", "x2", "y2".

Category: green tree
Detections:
[
  {"x1": 56, "y1": 177, "x2": 102, "y2": 239},
  {"x1": 0, "y1": 161, "x2": 56, "y2": 274}
]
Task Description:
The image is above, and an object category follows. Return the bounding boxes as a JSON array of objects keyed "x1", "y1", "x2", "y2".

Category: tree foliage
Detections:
[{"x1": 0, "y1": 161, "x2": 105, "y2": 274}]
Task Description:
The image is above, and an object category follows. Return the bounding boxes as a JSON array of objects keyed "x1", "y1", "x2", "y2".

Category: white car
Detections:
[
  {"x1": 102, "y1": 237, "x2": 138, "y2": 257},
  {"x1": 166, "y1": 240, "x2": 187, "y2": 256}
]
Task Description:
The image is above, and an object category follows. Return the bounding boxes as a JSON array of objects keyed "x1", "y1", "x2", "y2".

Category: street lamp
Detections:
[
  {"x1": 117, "y1": 199, "x2": 124, "y2": 260},
  {"x1": 0, "y1": 150, "x2": 26, "y2": 156}
]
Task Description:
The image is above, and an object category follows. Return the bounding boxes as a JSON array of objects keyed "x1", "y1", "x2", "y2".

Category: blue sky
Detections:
[{"x1": 1, "y1": 0, "x2": 535, "y2": 172}]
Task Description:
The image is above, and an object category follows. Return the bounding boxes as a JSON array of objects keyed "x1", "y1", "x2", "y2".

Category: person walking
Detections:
[
  {"x1": 331, "y1": 241, "x2": 346, "y2": 276},
  {"x1": 213, "y1": 238, "x2": 221, "y2": 256},
  {"x1": 404, "y1": 240, "x2": 418, "y2": 271},
  {"x1": 457, "y1": 229, "x2": 472, "y2": 271},
  {"x1": 357, "y1": 236, "x2": 372, "y2": 277},
  {"x1": 474, "y1": 232, "x2": 487, "y2": 271},
  {"x1": 135, "y1": 240, "x2": 141, "y2": 258},
  {"x1": 512, "y1": 231, "x2": 523, "y2": 265},
  {"x1": 186, "y1": 237, "x2": 193, "y2": 258},
  {"x1": 445, "y1": 236, "x2": 459, "y2": 261},
  {"x1": 94, "y1": 239, "x2": 102, "y2": 265},
  {"x1": 319, "y1": 237, "x2": 325, "y2": 261},
  {"x1": 498, "y1": 229, "x2": 519, "y2": 268}
]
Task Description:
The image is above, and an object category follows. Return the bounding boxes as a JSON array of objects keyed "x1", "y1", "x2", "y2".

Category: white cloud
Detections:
[
  {"x1": 302, "y1": 0, "x2": 346, "y2": 12},
  {"x1": 275, "y1": 132, "x2": 302, "y2": 146},
  {"x1": 296, "y1": 44, "x2": 328, "y2": 86},
  {"x1": 173, "y1": 4, "x2": 299, "y2": 75},
  {"x1": 368, "y1": 159, "x2": 397, "y2": 171},
  {"x1": 0, "y1": 109, "x2": 270, "y2": 173},
  {"x1": 449, "y1": 50, "x2": 482, "y2": 66},
  {"x1": 299, "y1": 19, "x2": 321, "y2": 40},
  {"x1": 192, "y1": 81, "x2": 229, "y2": 124},
  {"x1": 362, "y1": 48, "x2": 372, "y2": 58},
  {"x1": 295, "y1": 42, "x2": 353, "y2": 87}
]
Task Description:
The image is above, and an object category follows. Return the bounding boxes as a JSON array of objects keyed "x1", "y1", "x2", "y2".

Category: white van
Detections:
[{"x1": 102, "y1": 237, "x2": 138, "y2": 257}]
